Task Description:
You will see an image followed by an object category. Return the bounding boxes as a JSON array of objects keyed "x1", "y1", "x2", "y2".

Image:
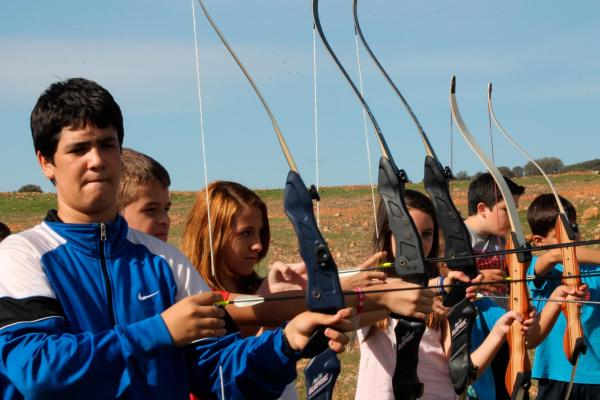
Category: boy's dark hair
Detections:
[
  {"x1": 527, "y1": 193, "x2": 577, "y2": 237},
  {"x1": 0, "y1": 222, "x2": 11, "y2": 241},
  {"x1": 117, "y1": 148, "x2": 171, "y2": 211},
  {"x1": 467, "y1": 173, "x2": 525, "y2": 215},
  {"x1": 30, "y1": 78, "x2": 124, "y2": 161}
]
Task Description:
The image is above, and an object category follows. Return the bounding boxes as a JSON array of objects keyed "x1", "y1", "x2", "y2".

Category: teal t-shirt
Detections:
[
  {"x1": 469, "y1": 297, "x2": 506, "y2": 399},
  {"x1": 527, "y1": 257, "x2": 600, "y2": 383}
]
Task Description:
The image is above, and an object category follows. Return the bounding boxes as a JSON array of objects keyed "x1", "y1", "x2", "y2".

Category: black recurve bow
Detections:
[
  {"x1": 195, "y1": 2, "x2": 344, "y2": 399},
  {"x1": 451, "y1": 77, "x2": 532, "y2": 400},
  {"x1": 314, "y1": 1, "x2": 429, "y2": 398}
]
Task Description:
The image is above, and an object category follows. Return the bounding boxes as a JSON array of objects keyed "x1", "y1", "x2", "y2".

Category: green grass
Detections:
[{"x1": 0, "y1": 193, "x2": 56, "y2": 232}]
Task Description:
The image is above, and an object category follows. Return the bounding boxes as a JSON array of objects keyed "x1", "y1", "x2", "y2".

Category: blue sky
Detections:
[{"x1": 2, "y1": 0, "x2": 599, "y2": 192}]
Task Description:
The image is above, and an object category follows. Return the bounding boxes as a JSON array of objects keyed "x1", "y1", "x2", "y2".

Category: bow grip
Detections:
[
  {"x1": 447, "y1": 298, "x2": 478, "y2": 393},
  {"x1": 300, "y1": 326, "x2": 329, "y2": 359},
  {"x1": 391, "y1": 316, "x2": 426, "y2": 399},
  {"x1": 304, "y1": 348, "x2": 341, "y2": 400},
  {"x1": 509, "y1": 371, "x2": 532, "y2": 400},
  {"x1": 378, "y1": 157, "x2": 428, "y2": 284},
  {"x1": 556, "y1": 215, "x2": 587, "y2": 365}
]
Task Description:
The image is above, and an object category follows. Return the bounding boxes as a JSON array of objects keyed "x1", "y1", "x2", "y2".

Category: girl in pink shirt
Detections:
[{"x1": 355, "y1": 190, "x2": 528, "y2": 400}]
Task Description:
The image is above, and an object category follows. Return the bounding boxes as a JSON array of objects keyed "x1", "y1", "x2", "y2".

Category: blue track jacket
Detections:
[{"x1": 0, "y1": 212, "x2": 297, "y2": 399}]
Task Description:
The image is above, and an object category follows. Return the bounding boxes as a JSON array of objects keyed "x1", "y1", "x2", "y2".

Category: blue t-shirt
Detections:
[
  {"x1": 469, "y1": 298, "x2": 507, "y2": 399},
  {"x1": 527, "y1": 257, "x2": 600, "y2": 383}
]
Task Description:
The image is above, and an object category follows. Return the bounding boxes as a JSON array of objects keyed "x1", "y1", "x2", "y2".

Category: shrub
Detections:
[{"x1": 17, "y1": 184, "x2": 43, "y2": 193}]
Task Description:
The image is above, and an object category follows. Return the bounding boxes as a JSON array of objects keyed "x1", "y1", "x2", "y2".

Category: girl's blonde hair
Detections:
[{"x1": 182, "y1": 181, "x2": 270, "y2": 294}]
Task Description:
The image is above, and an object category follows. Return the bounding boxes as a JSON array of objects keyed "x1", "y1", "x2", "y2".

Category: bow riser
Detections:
[
  {"x1": 378, "y1": 155, "x2": 427, "y2": 399},
  {"x1": 304, "y1": 349, "x2": 341, "y2": 400},
  {"x1": 556, "y1": 215, "x2": 587, "y2": 365},
  {"x1": 423, "y1": 156, "x2": 479, "y2": 394},
  {"x1": 284, "y1": 170, "x2": 344, "y2": 400},
  {"x1": 504, "y1": 233, "x2": 532, "y2": 398},
  {"x1": 284, "y1": 170, "x2": 345, "y2": 314},
  {"x1": 378, "y1": 157, "x2": 427, "y2": 282},
  {"x1": 446, "y1": 299, "x2": 478, "y2": 392}
]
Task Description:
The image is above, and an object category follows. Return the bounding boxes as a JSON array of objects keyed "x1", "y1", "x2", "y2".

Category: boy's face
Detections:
[
  {"x1": 37, "y1": 125, "x2": 121, "y2": 223},
  {"x1": 121, "y1": 179, "x2": 171, "y2": 241},
  {"x1": 481, "y1": 198, "x2": 511, "y2": 236},
  {"x1": 532, "y1": 225, "x2": 581, "y2": 247},
  {"x1": 534, "y1": 229, "x2": 558, "y2": 246}
]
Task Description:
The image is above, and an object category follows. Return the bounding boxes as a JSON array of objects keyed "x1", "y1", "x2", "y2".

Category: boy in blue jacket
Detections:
[{"x1": 0, "y1": 78, "x2": 357, "y2": 400}]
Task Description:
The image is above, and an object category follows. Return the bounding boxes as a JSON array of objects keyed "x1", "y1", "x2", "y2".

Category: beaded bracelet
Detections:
[
  {"x1": 438, "y1": 275, "x2": 447, "y2": 296},
  {"x1": 354, "y1": 287, "x2": 365, "y2": 315}
]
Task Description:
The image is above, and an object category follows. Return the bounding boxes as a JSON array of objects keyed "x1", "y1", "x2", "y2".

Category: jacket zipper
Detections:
[{"x1": 99, "y1": 223, "x2": 116, "y2": 326}]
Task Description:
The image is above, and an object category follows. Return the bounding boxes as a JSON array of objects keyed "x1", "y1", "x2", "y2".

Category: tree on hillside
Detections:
[
  {"x1": 512, "y1": 166, "x2": 524, "y2": 178},
  {"x1": 497, "y1": 166, "x2": 514, "y2": 178},
  {"x1": 454, "y1": 170, "x2": 470, "y2": 180},
  {"x1": 524, "y1": 157, "x2": 564, "y2": 176},
  {"x1": 17, "y1": 184, "x2": 43, "y2": 193},
  {"x1": 562, "y1": 159, "x2": 600, "y2": 173}
]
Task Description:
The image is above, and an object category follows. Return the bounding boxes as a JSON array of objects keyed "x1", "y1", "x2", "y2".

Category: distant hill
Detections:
[{"x1": 562, "y1": 159, "x2": 600, "y2": 173}]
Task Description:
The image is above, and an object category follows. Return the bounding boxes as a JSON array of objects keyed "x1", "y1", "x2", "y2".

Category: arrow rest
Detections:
[
  {"x1": 514, "y1": 242, "x2": 532, "y2": 265},
  {"x1": 309, "y1": 184, "x2": 321, "y2": 201},
  {"x1": 560, "y1": 213, "x2": 578, "y2": 241},
  {"x1": 443, "y1": 165, "x2": 454, "y2": 180},
  {"x1": 398, "y1": 168, "x2": 409, "y2": 184}
]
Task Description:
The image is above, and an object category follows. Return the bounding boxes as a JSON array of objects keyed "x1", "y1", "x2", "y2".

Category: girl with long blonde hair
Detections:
[{"x1": 182, "y1": 181, "x2": 269, "y2": 294}]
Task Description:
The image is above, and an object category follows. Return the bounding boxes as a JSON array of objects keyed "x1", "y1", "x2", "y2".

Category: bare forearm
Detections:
[
  {"x1": 226, "y1": 291, "x2": 308, "y2": 326},
  {"x1": 527, "y1": 302, "x2": 561, "y2": 348},
  {"x1": 227, "y1": 289, "x2": 387, "y2": 326},
  {"x1": 226, "y1": 281, "x2": 431, "y2": 326},
  {"x1": 575, "y1": 247, "x2": 600, "y2": 265},
  {"x1": 471, "y1": 329, "x2": 505, "y2": 376},
  {"x1": 534, "y1": 252, "x2": 560, "y2": 276},
  {"x1": 357, "y1": 310, "x2": 388, "y2": 327}
]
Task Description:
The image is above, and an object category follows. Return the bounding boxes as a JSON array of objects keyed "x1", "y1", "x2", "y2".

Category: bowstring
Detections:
[
  {"x1": 486, "y1": 97, "x2": 504, "y2": 271},
  {"x1": 190, "y1": 1, "x2": 223, "y2": 397},
  {"x1": 191, "y1": 0, "x2": 217, "y2": 280},
  {"x1": 353, "y1": 25, "x2": 379, "y2": 239},
  {"x1": 449, "y1": 110, "x2": 454, "y2": 173},
  {"x1": 312, "y1": 22, "x2": 321, "y2": 227}
]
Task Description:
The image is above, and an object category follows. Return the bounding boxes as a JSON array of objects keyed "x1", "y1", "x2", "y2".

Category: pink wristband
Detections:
[{"x1": 354, "y1": 287, "x2": 365, "y2": 315}]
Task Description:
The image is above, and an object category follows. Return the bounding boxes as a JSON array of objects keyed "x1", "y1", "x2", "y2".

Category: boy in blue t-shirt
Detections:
[
  {"x1": 526, "y1": 193, "x2": 600, "y2": 399},
  {"x1": 468, "y1": 271, "x2": 587, "y2": 399}
]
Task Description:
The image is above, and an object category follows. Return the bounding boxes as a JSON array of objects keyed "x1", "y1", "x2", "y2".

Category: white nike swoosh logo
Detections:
[{"x1": 138, "y1": 291, "x2": 159, "y2": 301}]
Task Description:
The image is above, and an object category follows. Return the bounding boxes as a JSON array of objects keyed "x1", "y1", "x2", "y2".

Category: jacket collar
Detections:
[{"x1": 43, "y1": 209, "x2": 129, "y2": 258}]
